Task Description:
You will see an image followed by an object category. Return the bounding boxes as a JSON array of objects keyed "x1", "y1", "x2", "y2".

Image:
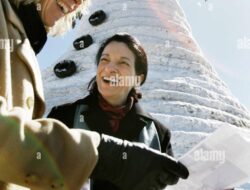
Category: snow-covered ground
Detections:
[{"x1": 42, "y1": 0, "x2": 250, "y2": 188}]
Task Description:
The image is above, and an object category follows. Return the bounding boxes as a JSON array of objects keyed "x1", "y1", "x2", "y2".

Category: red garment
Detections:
[{"x1": 98, "y1": 94, "x2": 134, "y2": 133}]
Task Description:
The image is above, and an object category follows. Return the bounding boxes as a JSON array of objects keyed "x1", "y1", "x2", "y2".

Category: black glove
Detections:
[{"x1": 91, "y1": 134, "x2": 189, "y2": 190}]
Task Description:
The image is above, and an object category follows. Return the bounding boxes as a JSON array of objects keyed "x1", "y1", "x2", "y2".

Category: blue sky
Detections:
[
  {"x1": 179, "y1": 0, "x2": 250, "y2": 110},
  {"x1": 38, "y1": 0, "x2": 250, "y2": 110}
]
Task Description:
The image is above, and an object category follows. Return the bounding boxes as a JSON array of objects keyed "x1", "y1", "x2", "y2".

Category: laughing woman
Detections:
[{"x1": 48, "y1": 33, "x2": 186, "y2": 190}]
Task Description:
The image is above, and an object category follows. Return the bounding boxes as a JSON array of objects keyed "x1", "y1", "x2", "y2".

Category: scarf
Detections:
[{"x1": 98, "y1": 94, "x2": 134, "y2": 133}]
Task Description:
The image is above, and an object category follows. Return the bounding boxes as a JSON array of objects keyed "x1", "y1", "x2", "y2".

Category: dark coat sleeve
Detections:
[
  {"x1": 153, "y1": 118, "x2": 174, "y2": 156},
  {"x1": 47, "y1": 103, "x2": 76, "y2": 129}
]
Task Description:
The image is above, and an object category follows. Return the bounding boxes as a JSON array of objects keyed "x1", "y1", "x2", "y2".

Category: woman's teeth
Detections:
[
  {"x1": 103, "y1": 76, "x2": 119, "y2": 84},
  {"x1": 56, "y1": 0, "x2": 69, "y2": 14}
]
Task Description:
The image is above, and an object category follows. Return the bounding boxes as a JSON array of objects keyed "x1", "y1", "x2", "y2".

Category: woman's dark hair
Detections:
[{"x1": 88, "y1": 33, "x2": 148, "y2": 101}]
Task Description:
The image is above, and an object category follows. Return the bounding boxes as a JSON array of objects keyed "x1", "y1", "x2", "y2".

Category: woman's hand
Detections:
[{"x1": 91, "y1": 134, "x2": 189, "y2": 190}]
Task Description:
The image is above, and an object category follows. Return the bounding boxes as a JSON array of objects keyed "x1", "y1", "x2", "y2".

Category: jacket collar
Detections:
[
  {"x1": 10, "y1": 0, "x2": 40, "y2": 8},
  {"x1": 79, "y1": 94, "x2": 154, "y2": 141},
  {"x1": 133, "y1": 102, "x2": 153, "y2": 121},
  {"x1": 78, "y1": 93, "x2": 153, "y2": 122}
]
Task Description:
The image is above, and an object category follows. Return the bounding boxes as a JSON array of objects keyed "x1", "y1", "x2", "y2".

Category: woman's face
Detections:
[
  {"x1": 96, "y1": 41, "x2": 143, "y2": 106},
  {"x1": 40, "y1": 0, "x2": 80, "y2": 26}
]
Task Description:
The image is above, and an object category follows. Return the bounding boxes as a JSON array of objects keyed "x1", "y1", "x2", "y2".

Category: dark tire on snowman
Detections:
[
  {"x1": 89, "y1": 10, "x2": 107, "y2": 26},
  {"x1": 54, "y1": 60, "x2": 77, "y2": 78},
  {"x1": 73, "y1": 34, "x2": 93, "y2": 50}
]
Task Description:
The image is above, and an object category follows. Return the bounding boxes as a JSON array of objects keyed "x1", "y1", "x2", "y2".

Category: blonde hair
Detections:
[{"x1": 44, "y1": 0, "x2": 90, "y2": 36}]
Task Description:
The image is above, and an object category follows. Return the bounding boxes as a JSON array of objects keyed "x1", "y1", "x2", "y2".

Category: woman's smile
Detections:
[
  {"x1": 56, "y1": 0, "x2": 70, "y2": 14},
  {"x1": 96, "y1": 41, "x2": 137, "y2": 106},
  {"x1": 40, "y1": 0, "x2": 80, "y2": 26}
]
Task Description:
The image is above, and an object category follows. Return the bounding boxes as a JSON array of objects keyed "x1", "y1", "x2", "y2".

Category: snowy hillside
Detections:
[{"x1": 42, "y1": 0, "x2": 250, "y2": 188}]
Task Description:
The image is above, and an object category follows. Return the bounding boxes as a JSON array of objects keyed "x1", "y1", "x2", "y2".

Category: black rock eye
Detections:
[
  {"x1": 54, "y1": 60, "x2": 77, "y2": 78},
  {"x1": 88, "y1": 10, "x2": 107, "y2": 26},
  {"x1": 73, "y1": 34, "x2": 93, "y2": 50}
]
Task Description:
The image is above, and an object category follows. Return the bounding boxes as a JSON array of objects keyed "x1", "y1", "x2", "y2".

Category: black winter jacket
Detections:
[{"x1": 47, "y1": 93, "x2": 174, "y2": 190}]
